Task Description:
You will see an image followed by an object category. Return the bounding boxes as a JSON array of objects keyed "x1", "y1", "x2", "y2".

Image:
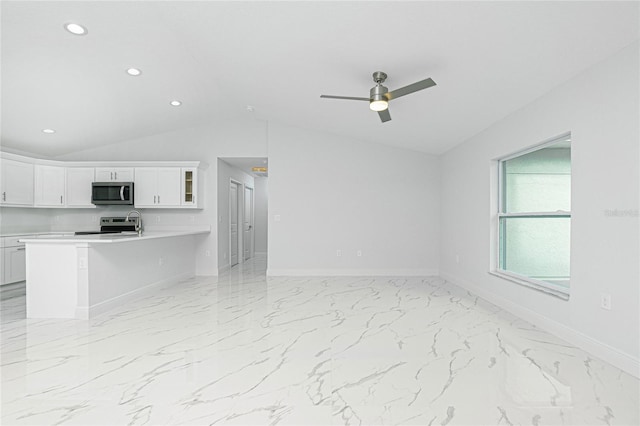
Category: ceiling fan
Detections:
[{"x1": 320, "y1": 71, "x2": 436, "y2": 123}]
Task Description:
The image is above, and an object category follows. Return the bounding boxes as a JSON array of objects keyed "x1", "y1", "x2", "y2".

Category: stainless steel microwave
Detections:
[{"x1": 91, "y1": 182, "x2": 134, "y2": 205}]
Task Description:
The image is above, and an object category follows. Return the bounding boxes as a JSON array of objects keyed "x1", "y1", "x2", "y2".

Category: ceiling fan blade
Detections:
[
  {"x1": 378, "y1": 108, "x2": 391, "y2": 123},
  {"x1": 320, "y1": 95, "x2": 369, "y2": 101},
  {"x1": 386, "y1": 77, "x2": 436, "y2": 100}
]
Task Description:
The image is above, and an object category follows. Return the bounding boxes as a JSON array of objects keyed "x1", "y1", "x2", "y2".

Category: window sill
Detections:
[{"x1": 488, "y1": 270, "x2": 570, "y2": 300}]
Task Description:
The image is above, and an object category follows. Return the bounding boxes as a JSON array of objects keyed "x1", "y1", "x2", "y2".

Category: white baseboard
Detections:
[
  {"x1": 75, "y1": 272, "x2": 193, "y2": 319},
  {"x1": 441, "y1": 271, "x2": 640, "y2": 378},
  {"x1": 267, "y1": 268, "x2": 439, "y2": 277}
]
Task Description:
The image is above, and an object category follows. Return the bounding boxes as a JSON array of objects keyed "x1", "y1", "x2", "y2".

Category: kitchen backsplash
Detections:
[{"x1": 0, "y1": 206, "x2": 210, "y2": 235}]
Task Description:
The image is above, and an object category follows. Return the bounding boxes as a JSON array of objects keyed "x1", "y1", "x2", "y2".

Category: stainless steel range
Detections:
[{"x1": 74, "y1": 217, "x2": 139, "y2": 235}]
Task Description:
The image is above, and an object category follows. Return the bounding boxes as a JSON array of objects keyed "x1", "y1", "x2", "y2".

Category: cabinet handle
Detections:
[
  {"x1": 154, "y1": 195, "x2": 157, "y2": 204},
  {"x1": 115, "y1": 172, "x2": 118, "y2": 180},
  {"x1": 110, "y1": 172, "x2": 113, "y2": 180},
  {"x1": 16, "y1": 247, "x2": 26, "y2": 251},
  {"x1": 60, "y1": 195, "x2": 63, "y2": 204},
  {"x1": 158, "y1": 195, "x2": 160, "y2": 203},
  {"x1": 2, "y1": 192, "x2": 5, "y2": 201}
]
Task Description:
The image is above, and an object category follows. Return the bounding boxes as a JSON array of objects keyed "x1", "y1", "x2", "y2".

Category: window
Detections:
[{"x1": 496, "y1": 135, "x2": 571, "y2": 297}]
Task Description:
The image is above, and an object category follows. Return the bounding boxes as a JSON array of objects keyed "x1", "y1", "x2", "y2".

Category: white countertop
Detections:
[{"x1": 19, "y1": 228, "x2": 210, "y2": 244}]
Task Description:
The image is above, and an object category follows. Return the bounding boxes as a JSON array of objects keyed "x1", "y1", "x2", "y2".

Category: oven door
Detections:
[{"x1": 91, "y1": 182, "x2": 134, "y2": 205}]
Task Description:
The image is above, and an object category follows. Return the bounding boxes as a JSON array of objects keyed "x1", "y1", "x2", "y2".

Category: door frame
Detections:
[
  {"x1": 243, "y1": 185, "x2": 255, "y2": 261},
  {"x1": 229, "y1": 179, "x2": 242, "y2": 268}
]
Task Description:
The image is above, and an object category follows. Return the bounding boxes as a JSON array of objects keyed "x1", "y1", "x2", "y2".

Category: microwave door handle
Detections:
[{"x1": 120, "y1": 185, "x2": 125, "y2": 201}]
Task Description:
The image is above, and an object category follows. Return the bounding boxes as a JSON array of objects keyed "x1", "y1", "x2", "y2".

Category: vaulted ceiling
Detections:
[{"x1": 2, "y1": 1, "x2": 638, "y2": 157}]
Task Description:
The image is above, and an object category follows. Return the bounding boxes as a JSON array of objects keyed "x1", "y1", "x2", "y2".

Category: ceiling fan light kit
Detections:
[{"x1": 321, "y1": 71, "x2": 436, "y2": 123}]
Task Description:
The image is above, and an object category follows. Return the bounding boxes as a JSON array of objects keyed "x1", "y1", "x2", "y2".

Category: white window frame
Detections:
[{"x1": 491, "y1": 133, "x2": 571, "y2": 299}]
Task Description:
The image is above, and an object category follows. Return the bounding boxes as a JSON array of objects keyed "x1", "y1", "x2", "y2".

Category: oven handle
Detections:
[{"x1": 120, "y1": 185, "x2": 125, "y2": 201}]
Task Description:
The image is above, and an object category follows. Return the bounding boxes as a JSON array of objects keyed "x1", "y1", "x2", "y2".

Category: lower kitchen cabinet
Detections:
[{"x1": 1, "y1": 236, "x2": 29, "y2": 285}]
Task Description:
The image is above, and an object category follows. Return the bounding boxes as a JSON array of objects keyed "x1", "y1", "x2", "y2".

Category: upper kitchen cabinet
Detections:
[
  {"x1": 181, "y1": 167, "x2": 200, "y2": 207},
  {"x1": 134, "y1": 167, "x2": 181, "y2": 208},
  {"x1": 95, "y1": 167, "x2": 134, "y2": 182},
  {"x1": 34, "y1": 165, "x2": 66, "y2": 207},
  {"x1": 66, "y1": 167, "x2": 95, "y2": 208},
  {"x1": 0, "y1": 158, "x2": 34, "y2": 206}
]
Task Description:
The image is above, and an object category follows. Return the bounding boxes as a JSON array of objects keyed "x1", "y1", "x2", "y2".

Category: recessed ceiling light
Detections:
[
  {"x1": 42, "y1": 129, "x2": 56, "y2": 134},
  {"x1": 170, "y1": 100, "x2": 182, "y2": 107},
  {"x1": 64, "y1": 23, "x2": 87, "y2": 35},
  {"x1": 126, "y1": 68, "x2": 142, "y2": 76}
]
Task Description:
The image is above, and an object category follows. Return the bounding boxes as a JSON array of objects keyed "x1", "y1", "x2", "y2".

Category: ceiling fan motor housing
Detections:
[{"x1": 370, "y1": 84, "x2": 389, "y2": 102}]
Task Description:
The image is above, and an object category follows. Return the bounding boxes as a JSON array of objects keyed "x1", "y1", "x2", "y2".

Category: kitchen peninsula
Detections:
[{"x1": 20, "y1": 228, "x2": 209, "y2": 319}]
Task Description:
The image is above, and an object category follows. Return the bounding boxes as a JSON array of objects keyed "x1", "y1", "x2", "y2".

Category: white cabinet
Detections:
[
  {"x1": 181, "y1": 168, "x2": 201, "y2": 207},
  {"x1": 66, "y1": 167, "x2": 95, "y2": 207},
  {"x1": 34, "y1": 165, "x2": 66, "y2": 207},
  {"x1": 0, "y1": 159, "x2": 34, "y2": 206},
  {"x1": 134, "y1": 168, "x2": 181, "y2": 208},
  {"x1": 1, "y1": 236, "x2": 29, "y2": 285},
  {"x1": 95, "y1": 167, "x2": 134, "y2": 182}
]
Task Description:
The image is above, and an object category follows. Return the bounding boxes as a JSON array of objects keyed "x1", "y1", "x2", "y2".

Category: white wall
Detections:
[
  {"x1": 54, "y1": 118, "x2": 268, "y2": 275},
  {"x1": 216, "y1": 159, "x2": 254, "y2": 272},
  {"x1": 267, "y1": 123, "x2": 440, "y2": 276},
  {"x1": 439, "y1": 42, "x2": 639, "y2": 376},
  {"x1": 254, "y1": 177, "x2": 268, "y2": 254}
]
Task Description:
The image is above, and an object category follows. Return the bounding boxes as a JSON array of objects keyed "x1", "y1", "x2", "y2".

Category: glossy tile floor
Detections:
[{"x1": 1, "y1": 255, "x2": 638, "y2": 425}]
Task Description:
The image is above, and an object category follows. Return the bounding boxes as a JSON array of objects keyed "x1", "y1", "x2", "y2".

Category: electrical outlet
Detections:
[
  {"x1": 159, "y1": 257, "x2": 164, "y2": 266},
  {"x1": 91, "y1": 215, "x2": 97, "y2": 222},
  {"x1": 336, "y1": 249, "x2": 342, "y2": 257},
  {"x1": 357, "y1": 250, "x2": 362, "y2": 257},
  {"x1": 600, "y1": 294, "x2": 611, "y2": 310},
  {"x1": 156, "y1": 216, "x2": 161, "y2": 223},
  {"x1": 205, "y1": 250, "x2": 211, "y2": 257},
  {"x1": 78, "y1": 257, "x2": 87, "y2": 269}
]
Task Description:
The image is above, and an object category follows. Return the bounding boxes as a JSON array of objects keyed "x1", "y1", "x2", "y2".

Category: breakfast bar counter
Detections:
[{"x1": 20, "y1": 228, "x2": 209, "y2": 319}]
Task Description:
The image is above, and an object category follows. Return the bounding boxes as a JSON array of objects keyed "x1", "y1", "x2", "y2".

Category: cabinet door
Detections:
[
  {"x1": 0, "y1": 159, "x2": 34, "y2": 206},
  {"x1": 156, "y1": 168, "x2": 181, "y2": 206},
  {"x1": 134, "y1": 168, "x2": 158, "y2": 207},
  {"x1": 35, "y1": 165, "x2": 66, "y2": 206},
  {"x1": 95, "y1": 168, "x2": 114, "y2": 181},
  {"x1": 66, "y1": 168, "x2": 95, "y2": 207},
  {"x1": 181, "y1": 168, "x2": 197, "y2": 206},
  {"x1": 3, "y1": 246, "x2": 27, "y2": 284},
  {"x1": 112, "y1": 168, "x2": 134, "y2": 181},
  {"x1": 94, "y1": 168, "x2": 133, "y2": 182}
]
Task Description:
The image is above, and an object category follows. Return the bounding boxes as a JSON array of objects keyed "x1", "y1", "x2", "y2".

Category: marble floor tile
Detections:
[{"x1": 1, "y1": 255, "x2": 638, "y2": 425}]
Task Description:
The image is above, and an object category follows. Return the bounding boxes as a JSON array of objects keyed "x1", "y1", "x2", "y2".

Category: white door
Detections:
[
  {"x1": 1, "y1": 159, "x2": 34, "y2": 206},
  {"x1": 134, "y1": 168, "x2": 158, "y2": 206},
  {"x1": 243, "y1": 187, "x2": 254, "y2": 261},
  {"x1": 66, "y1": 167, "x2": 94, "y2": 207},
  {"x1": 156, "y1": 168, "x2": 181, "y2": 206},
  {"x1": 34, "y1": 165, "x2": 66, "y2": 206},
  {"x1": 230, "y1": 183, "x2": 239, "y2": 267},
  {"x1": 3, "y1": 246, "x2": 26, "y2": 284}
]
